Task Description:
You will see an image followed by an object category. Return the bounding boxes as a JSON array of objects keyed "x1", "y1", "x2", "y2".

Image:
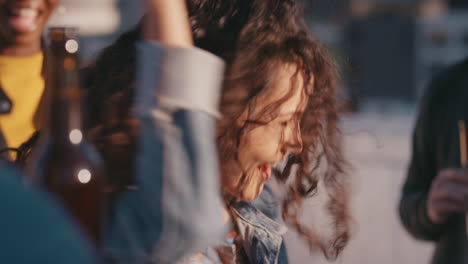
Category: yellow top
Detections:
[{"x1": 0, "y1": 53, "x2": 45, "y2": 151}]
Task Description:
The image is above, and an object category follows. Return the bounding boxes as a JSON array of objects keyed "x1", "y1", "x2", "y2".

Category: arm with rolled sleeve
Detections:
[{"x1": 105, "y1": 41, "x2": 226, "y2": 264}]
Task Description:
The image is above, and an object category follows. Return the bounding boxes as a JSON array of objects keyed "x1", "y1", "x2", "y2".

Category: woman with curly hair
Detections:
[{"x1": 23, "y1": 0, "x2": 352, "y2": 263}]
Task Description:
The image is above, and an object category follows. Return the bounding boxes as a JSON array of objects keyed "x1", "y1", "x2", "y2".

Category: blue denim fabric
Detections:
[
  {"x1": 176, "y1": 188, "x2": 290, "y2": 264},
  {"x1": 104, "y1": 110, "x2": 227, "y2": 264},
  {"x1": 233, "y1": 187, "x2": 289, "y2": 264},
  {"x1": 104, "y1": 41, "x2": 226, "y2": 264}
]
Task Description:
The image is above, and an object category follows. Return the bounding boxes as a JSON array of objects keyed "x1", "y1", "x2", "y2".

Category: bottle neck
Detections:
[
  {"x1": 44, "y1": 51, "x2": 83, "y2": 138},
  {"x1": 46, "y1": 88, "x2": 82, "y2": 136}
]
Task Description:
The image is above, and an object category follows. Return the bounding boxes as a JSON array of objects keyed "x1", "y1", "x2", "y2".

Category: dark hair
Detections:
[{"x1": 25, "y1": 0, "x2": 351, "y2": 260}]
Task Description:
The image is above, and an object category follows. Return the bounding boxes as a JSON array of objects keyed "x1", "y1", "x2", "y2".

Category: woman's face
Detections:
[
  {"x1": 0, "y1": 0, "x2": 58, "y2": 47},
  {"x1": 221, "y1": 64, "x2": 309, "y2": 201}
]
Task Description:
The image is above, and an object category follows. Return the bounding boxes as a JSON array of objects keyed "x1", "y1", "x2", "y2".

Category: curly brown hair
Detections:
[
  {"x1": 77, "y1": 0, "x2": 350, "y2": 260},
  {"x1": 191, "y1": 0, "x2": 351, "y2": 259}
]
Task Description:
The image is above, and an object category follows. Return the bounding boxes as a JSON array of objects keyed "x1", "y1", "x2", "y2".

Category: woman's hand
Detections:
[{"x1": 143, "y1": 0, "x2": 193, "y2": 47}]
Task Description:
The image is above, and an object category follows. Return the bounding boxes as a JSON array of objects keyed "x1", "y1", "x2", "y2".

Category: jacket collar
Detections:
[{"x1": 232, "y1": 201, "x2": 287, "y2": 264}]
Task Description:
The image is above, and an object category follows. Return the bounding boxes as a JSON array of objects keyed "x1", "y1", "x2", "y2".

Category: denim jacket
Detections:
[
  {"x1": 104, "y1": 41, "x2": 227, "y2": 264},
  {"x1": 179, "y1": 187, "x2": 289, "y2": 264},
  {"x1": 233, "y1": 189, "x2": 289, "y2": 264}
]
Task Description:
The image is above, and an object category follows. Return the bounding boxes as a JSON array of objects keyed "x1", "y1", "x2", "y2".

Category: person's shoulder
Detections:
[
  {"x1": 0, "y1": 161, "x2": 99, "y2": 264},
  {"x1": 445, "y1": 56, "x2": 468, "y2": 76},
  {"x1": 0, "y1": 159, "x2": 24, "y2": 184},
  {"x1": 420, "y1": 57, "x2": 468, "y2": 111},
  {"x1": 428, "y1": 57, "x2": 468, "y2": 95}
]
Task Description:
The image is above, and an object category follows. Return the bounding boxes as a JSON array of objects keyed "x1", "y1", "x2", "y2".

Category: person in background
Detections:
[
  {"x1": 399, "y1": 57, "x2": 468, "y2": 264},
  {"x1": 83, "y1": 0, "x2": 351, "y2": 263},
  {"x1": 0, "y1": 1, "x2": 99, "y2": 261},
  {"x1": 0, "y1": 0, "x2": 58, "y2": 159}
]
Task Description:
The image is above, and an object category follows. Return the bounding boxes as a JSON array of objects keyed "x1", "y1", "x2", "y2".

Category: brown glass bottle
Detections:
[{"x1": 25, "y1": 28, "x2": 106, "y2": 247}]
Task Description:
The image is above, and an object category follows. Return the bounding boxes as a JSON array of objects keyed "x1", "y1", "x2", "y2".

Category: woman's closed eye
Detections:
[
  {"x1": 278, "y1": 116, "x2": 296, "y2": 127},
  {"x1": 280, "y1": 121, "x2": 289, "y2": 127}
]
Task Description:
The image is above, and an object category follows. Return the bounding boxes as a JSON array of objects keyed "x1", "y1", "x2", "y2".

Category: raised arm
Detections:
[
  {"x1": 143, "y1": 0, "x2": 193, "y2": 47},
  {"x1": 104, "y1": 1, "x2": 227, "y2": 263}
]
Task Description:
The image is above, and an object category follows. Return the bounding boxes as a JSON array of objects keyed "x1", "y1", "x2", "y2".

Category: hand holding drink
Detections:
[{"x1": 426, "y1": 121, "x2": 468, "y2": 235}]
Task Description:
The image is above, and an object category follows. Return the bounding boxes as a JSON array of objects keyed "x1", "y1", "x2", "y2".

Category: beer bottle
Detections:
[{"x1": 25, "y1": 27, "x2": 106, "y2": 246}]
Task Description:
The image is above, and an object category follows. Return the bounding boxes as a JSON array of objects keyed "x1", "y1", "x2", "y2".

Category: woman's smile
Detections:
[
  {"x1": 6, "y1": 4, "x2": 42, "y2": 33},
  {"x1": 257, "y1": 164, "x2": 272, "y2": 182}
]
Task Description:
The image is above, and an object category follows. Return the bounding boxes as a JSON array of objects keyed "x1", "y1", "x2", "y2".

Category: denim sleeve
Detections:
[{"x1": 104, "y1": 42, "x2": 226, "y2": 264}]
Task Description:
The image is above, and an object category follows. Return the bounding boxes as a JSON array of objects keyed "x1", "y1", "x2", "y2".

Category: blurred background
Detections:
[{"x1": 48, "y1": 0, "x2": 468, "y2": 263}]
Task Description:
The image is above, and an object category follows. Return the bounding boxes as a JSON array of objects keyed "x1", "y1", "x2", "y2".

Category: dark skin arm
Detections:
[{"x1": 427, "y1": 168, "x2": 468, "y2": 224}]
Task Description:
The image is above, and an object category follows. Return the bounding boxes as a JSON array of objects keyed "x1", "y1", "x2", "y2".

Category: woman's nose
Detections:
[{"x1": 283, "y1": 122, "x2": 303, "y2": 155}]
